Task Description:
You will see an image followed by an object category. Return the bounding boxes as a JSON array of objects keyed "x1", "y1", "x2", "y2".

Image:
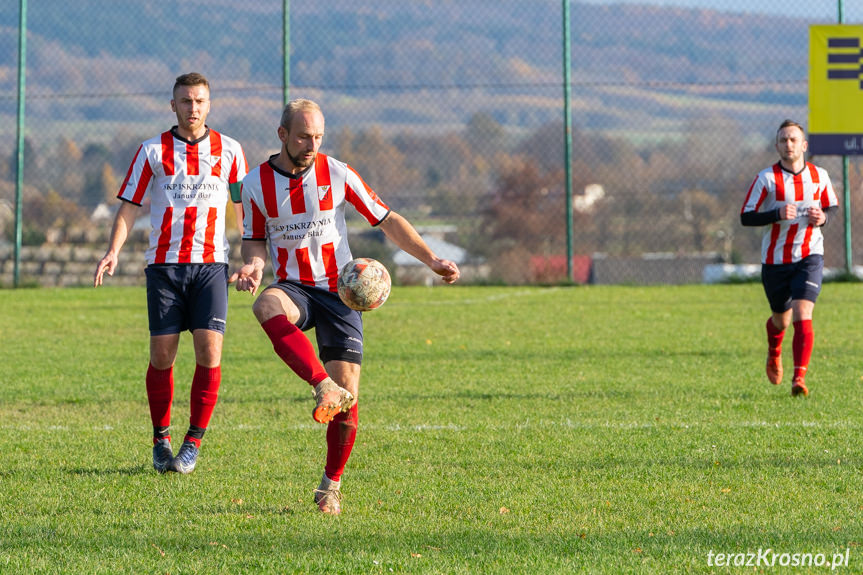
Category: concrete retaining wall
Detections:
[{"x1": 0, "y1": 229, "x2": 244, "y2": 287}]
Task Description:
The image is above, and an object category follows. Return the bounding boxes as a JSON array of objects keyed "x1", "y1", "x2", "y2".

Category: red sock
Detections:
[
  {"x1": 146, "y1": 364, "x2": 173, "y2": 430},
  {"x1": 766, "y1": 317, "x2": 784, "y2": 357},
  {"x1": 189, "y1": 364, "x2": 221, "y2": 432},
  {"x1": 261, "y1": 315, "x2": 329, "y2": 386},
  {"x1": 792, "y1": 319, "x2": 813, "y2": 381},
  {"x1": 325, "y1": 403, "x2": 358, "y2": 482}
]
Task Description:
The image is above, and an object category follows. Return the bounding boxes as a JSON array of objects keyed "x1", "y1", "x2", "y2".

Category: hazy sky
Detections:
[{"x1": 577, "y1": 0, "x2": 855, "y2": 21}]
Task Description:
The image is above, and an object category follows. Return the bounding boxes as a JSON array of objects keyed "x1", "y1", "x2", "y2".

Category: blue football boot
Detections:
[
  {"x1": 152, "y1": 438, "x2": 173, "y2": 474},
  {"x1": 169, "y1": 440, "x2": 199, "y2": 474}
]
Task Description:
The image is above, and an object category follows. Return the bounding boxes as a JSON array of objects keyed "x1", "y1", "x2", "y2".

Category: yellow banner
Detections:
[{"x1": 809, "y1": 25, "x2": 863, "y2": 154}]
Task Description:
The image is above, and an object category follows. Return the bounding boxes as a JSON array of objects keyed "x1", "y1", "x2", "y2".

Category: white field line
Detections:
[{"x1": 2, "y1": 419, "x2": 858, "y2": 432}]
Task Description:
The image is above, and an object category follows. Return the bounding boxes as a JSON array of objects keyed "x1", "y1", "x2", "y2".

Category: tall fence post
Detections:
[
  {"x1": 563, "y1": 0, "x2": 574, "y2": 282},
  {"x1": 838, "y1": 0, "x2": 853, "y2": 275},
  {"x1": 14, "y1": 0, "x2": 28, "y2": 288},
  {"x1": 283, "y1": 0, "x2": 290, "y2": 106}
]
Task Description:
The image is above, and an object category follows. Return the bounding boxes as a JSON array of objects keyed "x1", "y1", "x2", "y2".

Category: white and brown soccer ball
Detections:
[{"x1": 337, "y1": 258, "x2": 392, "y2": 311}]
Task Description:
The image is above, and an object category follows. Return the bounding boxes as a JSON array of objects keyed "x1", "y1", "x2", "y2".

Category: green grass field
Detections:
[{"x1": 1, "y1": 283, "x2": 862, "y2": 574}]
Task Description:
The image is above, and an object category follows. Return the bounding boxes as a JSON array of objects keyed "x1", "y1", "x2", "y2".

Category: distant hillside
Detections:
[{"x1": 0, "y1": 0, "x2": 812, "y2": 141}]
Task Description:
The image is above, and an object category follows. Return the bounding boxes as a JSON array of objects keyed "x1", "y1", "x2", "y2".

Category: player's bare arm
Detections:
[
  {"x1": 94, "y1": 201, "x2": 139, "y2": 287},
  {"x1": 229, "y1": 180, "x2": 245, "y2": 235},
  {"x1": 378, "y1": 211, "x2": 460, "y2": 284},
  {"x1": 232, "y1": 202, "x2": 245, "y2": 235},
  {"x1": 229, "y1": 240, "x2": 268, "y2": 294}
]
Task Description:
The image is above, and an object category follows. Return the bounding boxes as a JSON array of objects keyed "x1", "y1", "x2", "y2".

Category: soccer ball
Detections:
[{"x1": 337, "y1": 258, "x2": 392, "y2": 311}]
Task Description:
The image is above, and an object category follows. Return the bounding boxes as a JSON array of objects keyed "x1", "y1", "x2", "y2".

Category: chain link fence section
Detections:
[{"x1": 1, "y1": 0, "x2": 862, "y2": 286}]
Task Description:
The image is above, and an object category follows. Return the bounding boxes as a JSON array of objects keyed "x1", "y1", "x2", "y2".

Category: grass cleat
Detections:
[
  {"x1": 169, "y1": 440, "x2": 199, "y2": 474},
  {"x1": 312, "y1": 378, "x2": 355, "y2": 424},
  {"x1": 314, "y1": 486, "x2": 342, "y2": 515},
  {"x1": 152, "y1": 438, "x2": 173, "y2": 473},
  {"x1": 790, "y1": 377, "x2": 809, "y2": 397},
  {"x1": 765, "y1": 354, "x2": 783, "y2": 385}
]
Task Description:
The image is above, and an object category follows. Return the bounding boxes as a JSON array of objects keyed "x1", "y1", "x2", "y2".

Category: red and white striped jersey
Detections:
[
  {"x1": 241, "y1": 153, "x2": 390, "y2": 292},
  {"x1": 741, "y1": 162, "x2": 837, "y2": 265},
  {"x1": 118, "y1": 127, "x2": 247, "y2": 265}
]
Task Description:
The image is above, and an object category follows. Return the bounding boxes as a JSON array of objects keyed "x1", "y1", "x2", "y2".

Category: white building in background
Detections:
[
  {"x1": 574, "y1": 184, "x2": 605, "y2": 213},
  {"x1": 393, "y1": 235, "x2": 482, "y2": 285}
]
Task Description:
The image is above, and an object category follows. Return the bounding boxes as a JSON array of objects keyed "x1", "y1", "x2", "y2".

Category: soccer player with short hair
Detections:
[
  {"x1": 740, "y1": 119, "x2": 838, "y2": 397},
  {"x1": 230, "y1": 98, "x2": 460, "y2": 515},
  {"x1": 94, "y1": 72, "x2": 248, "y2": 473}
]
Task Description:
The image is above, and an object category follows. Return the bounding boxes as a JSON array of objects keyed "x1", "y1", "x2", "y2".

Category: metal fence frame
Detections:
[{"x1": 5, "y1": 0, "x2": 860, "y2": 287}]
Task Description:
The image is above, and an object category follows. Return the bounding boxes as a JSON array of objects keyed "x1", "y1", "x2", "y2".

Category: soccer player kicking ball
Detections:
[
  {"x1": 740, "y1": 119, "x2": 838, "y2": 397},
  {"x1": 230, "y1": 99, "x2": 459, "y2": 514},
  {"x1": 94, "y1": 73, "x2": 248, "y2": 473}
]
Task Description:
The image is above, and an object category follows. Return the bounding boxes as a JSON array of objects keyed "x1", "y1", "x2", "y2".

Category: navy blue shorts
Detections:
[
  {"x1": 145, "y1": 263, "x2": 229, "y2": 336},
  {"x1": 761, "y1": 254, "x2": 824, "y2": 313},
  {"x1": 270, "y1": 280, "x2": 364, "y2": 365}
]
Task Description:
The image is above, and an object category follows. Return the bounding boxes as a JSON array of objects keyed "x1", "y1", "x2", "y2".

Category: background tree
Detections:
[
  {"x1": 481, "y1": 157, "x2": 565, "y2": 283},
  {"x1": 81, "y1": 144, "x2": 114, "y2": 209},
  {"x1": 52, "y1": 137, "x2": 85, "y2": 205}
]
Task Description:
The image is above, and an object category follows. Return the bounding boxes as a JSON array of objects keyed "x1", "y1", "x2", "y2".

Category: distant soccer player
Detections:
[
  {"x1": 94, "y1": 73, "x2": 248, "y2": 473},
  {"x1": 230, "y1": 98, "x2": 460, "y2": 514},
  {"x1": 740, "y1": 119, "x2": 838, "y2": 396}
]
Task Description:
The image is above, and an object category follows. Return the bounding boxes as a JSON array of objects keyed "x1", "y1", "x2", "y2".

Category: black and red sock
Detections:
[
  {"x1": 185, "y1": 364, "x2": 221, "y2": 448},
  {"x1": 146, "y1": 364, "x2": 173, "y2": 438}
]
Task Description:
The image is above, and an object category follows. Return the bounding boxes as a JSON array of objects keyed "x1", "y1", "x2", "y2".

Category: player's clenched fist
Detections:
[
  {"x1": 780, "y1": 204, "x2": 797, "y2": 220},
  {"x1": 807, "y1": 205, "x2": 825, "y2": 226}
]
